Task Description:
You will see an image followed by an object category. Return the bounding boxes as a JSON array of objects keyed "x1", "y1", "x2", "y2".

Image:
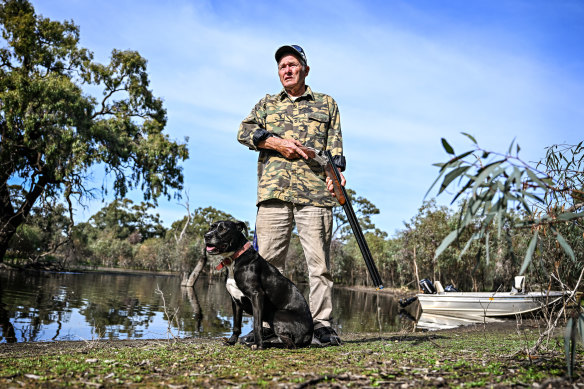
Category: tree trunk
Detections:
[
  {"x1": 413, "y1": 246, "x2": 420, "y2": 290},
  {"x1": 0, "y1": 173, "x2": 48, "y2": 263},
  {"x1": 181, "y1": 248, "x2": 207, "y2": 287},
  {"x1": 0, "y1": 238, "x2": 9, "y2": 263},
  {"x1": 0, "y1": 181, "x2": 18, "y2": 263},
  {"x1": 0, "y1": 214, "x2": 20, "y2": 263}
]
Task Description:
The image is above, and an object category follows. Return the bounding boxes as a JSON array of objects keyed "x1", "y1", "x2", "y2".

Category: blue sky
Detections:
[{"x1": 34, "y1": 0, "x2": 584, "y2": 236}]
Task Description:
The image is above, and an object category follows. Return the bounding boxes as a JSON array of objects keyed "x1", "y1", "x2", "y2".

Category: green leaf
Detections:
[
  {"x1": 496, "y1": 207, "x2": 504, "y2": 239},
  {"x1": 553, "y1": 228, "x2": 576, "y2": 262},
  {"x1": 517, "y1": 194, "x2": 533, "y2": 215},
  {"x1": 508, "y1": 166, "x2": 523, "y2": 186},
  {"x1": 439, "y1": 166, "x2": 470, "y2": 194},
  {"x1": 449, "y1": 150, "x2": 475, "y2": 165},
  {"x1": 472, "y1": 161, "x2": 504, "y2": 190},
  {"x1": 434, "y1": 229, "x2": 459, "y2": 260},
  {"x1": 565, "y1": 317, "x2": 574, "y2": 377},
  {"x1": 523, "y1": 191, "x2": 545, "y2": 205},
  {"x1": 451, "y1": 178, "x2": 474, "y2": 204},
  {"x1": 441, "y1": 138, "x2": 455, "y2": 155},
  {"x1": 577, "y1": 314, "x2": 584, "y2": 345},
  {"x1": 507, "y1": 138, "x2": 516, "y2": 154},
  {"x1": 485, "y1": 231, "x2": 490, "y2": 265},
  {"x1": 461, "y1": 132, "x2": 477, "y2": 144},
  {"x1": 425, "y1": 171, "x2": 446, "y2": 199},
  {"x1": 457, "y1": 233, "x2": 478, "y2": 260},
  {"x1": 519, "y1": 230, "x2": 538, "y2": 275},
  {"x1": 557, "y1": 211, "x2": 584, "y2": 221},
  {"x1": 427, "y1": 157, "x2": 467, "y2": 198},
  {"x1": 526, "y1": 169, "x2": 548, "y2": 191},
  {"x1": 482, "y1": 210, "x2": 496, "y2": 228}
]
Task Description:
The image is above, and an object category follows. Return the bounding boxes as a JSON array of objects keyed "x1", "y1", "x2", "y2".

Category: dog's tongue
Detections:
[{"x1": 206, "y1": 246, "x2": 215, "y2": 252}]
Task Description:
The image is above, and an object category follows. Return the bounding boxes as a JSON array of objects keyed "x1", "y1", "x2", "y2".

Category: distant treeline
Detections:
[{"x1": 5, "y1": 197, "x2": 582, "y2": 292}]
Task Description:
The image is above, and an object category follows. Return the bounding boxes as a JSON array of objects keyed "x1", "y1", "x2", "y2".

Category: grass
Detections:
[{"x1": 0, "y1": 322, "x2": 582, "y2": 388}]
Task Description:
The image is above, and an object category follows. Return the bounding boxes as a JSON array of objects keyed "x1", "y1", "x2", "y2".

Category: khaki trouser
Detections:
[{"x1": 256, "y1": 200, "x2": 333, "y2": 330}]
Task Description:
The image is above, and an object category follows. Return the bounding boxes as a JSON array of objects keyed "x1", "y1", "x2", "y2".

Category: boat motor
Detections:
[
  {"x1": 419, "y1": 278, "x2": 436, "y2": 294},
  {"x1": 511, "y1": 275, "x2": 525, "y2": 294},
  {"x1": 399, "y1": 296, "x2": 418, "y2": 308}
]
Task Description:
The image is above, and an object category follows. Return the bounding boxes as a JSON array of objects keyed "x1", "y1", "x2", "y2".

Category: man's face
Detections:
[{"x1": 278, "y1": 54, "x2": 309, "y2": 95}]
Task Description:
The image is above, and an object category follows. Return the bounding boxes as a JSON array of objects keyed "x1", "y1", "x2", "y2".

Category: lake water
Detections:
[{"x1": 0, "y1": 270, "x2": 424, "y2": 343}]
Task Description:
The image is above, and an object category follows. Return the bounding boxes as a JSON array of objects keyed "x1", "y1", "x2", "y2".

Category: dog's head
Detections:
[{"x1": 204, "y1": 220, "x2": 248, "y2": 256}]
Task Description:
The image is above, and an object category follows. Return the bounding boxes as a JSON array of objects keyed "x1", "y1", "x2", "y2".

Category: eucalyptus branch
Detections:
[
  {"x1": 92, "y1": 86, "x2": 123, "y2": 118},
  {"x1": 175, "y1": 192, "x2": 191, "y2": 244},
  {"x1": 524, "y1": 266, "x2": 584, "y2": 354},
  {"x1": 432, "y1": 135, "x2": 584, "y2": 265},
  {"x1": 154, "y1": 285, "x2": 180, "y2": 342}
]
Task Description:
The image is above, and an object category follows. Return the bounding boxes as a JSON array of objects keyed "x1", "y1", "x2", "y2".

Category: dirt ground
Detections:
[{"x1": 1, "y1": 320, "x2": 583, "y2": 388}]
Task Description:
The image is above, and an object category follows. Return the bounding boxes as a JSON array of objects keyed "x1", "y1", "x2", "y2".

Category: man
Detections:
[{"x1": 237, "y1": 45, "x2": 346, "y2": 345}]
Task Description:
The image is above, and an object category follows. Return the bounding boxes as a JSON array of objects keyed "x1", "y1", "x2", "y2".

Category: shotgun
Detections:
[{"x1": 300, "y1": 146, "x2": 384, "y2": 290}]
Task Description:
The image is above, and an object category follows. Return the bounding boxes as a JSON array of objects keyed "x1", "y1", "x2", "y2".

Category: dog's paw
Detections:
[
  {"x1": 220, "y1": 337, "x2": 231, "y2": 345},
  {"x1": 225, "y1": 335, "x2": 239, "y2": 346},
  {"x1": 250, "y1": 343, "x2": 264, "y2": 351}
]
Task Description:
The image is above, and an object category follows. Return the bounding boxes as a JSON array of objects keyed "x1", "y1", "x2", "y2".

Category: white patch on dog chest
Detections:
[{"x1": 225, "y1": 264, "x2": 244, "y2": 302}]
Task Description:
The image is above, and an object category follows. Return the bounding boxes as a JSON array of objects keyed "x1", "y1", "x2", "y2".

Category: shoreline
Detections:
[{"x1": 1, "y1": 264, "x2": 415, "y2": 296}]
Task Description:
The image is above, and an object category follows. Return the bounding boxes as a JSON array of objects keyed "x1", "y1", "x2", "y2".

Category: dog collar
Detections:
[{"x1": 215, "y1": 242, "x2": 252, "y2": 271}]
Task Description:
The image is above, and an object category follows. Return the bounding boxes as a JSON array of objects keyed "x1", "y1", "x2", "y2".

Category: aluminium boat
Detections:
[
  {"x1": 416, "y1": 276, "x2": 565, "y2": 317},
  {"x1": 416, "y1": 312, "x2": 504, "y2": 330}
]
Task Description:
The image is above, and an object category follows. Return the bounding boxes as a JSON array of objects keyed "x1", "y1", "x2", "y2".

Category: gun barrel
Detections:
[{"x1": 324, "y1": 150, "x2": 384, "y2": 289}]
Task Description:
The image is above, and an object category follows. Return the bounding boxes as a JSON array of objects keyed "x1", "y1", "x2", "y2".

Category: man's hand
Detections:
[
  {"x1": 326, "y1": 169, "x2": 346, "y2": 197},
  {"x1": 258, "y1": 136, "x2": 309, "y2": 159}
]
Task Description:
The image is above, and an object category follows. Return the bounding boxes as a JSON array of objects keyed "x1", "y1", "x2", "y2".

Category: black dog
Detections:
[{"x1": 204, "y1": 220, "x2": 313, "y2": 349}]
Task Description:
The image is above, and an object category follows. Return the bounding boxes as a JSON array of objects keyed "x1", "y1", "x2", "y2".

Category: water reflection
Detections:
[
  {"x1": 0, "y1": 270, "x2": 419, "y2": 343},
  {"x1": 0, "y1": 281, "x2": 17, "y2": 343}
]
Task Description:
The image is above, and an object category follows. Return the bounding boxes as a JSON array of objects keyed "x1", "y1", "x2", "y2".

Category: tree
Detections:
[
  {"x1": 89, "y1": 199, "x2": 165, "y2": 242},
  {"x1": 66, "y1": 199, "x2": 166, "y2": 269},
  {"x1": 0, "y1": 0, "x2": 188, "y2": 262},
  {"x1": 332, "y1": 188, "x2": 380, "y2": 240},
  {"x1": 402, "y1": 201, "x2": 451, "y2": 281},
  {"x1": 7, "y1": 201, "x2": 69, "y2": 264},
  {"x1": 398, "y1": 200, "x2": 452, "y2": 287},
  {"x1": 429, "y1": 134, "x2": 583, "y2": 369}
]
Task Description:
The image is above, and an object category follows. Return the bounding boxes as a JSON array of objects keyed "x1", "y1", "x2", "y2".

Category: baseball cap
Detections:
[{"x1": 275, "y1": 45, "x2": 307, "y2": 65}]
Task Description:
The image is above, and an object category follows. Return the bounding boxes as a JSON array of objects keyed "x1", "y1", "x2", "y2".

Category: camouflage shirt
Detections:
[{"x1": 238, "y1": 86, "x2": 344, "y2": 208}]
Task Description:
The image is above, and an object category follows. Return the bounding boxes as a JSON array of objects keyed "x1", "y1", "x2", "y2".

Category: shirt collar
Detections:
[{"x1": 279, "y1": 85, "x2": 314, "y2": 101}]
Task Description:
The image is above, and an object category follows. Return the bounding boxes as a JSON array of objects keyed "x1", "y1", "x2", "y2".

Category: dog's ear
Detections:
[{"x1": 236, "y1": 221, "x2": 248, "y2": 236}]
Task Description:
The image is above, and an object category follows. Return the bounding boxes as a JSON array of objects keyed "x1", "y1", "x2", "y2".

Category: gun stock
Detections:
[
  {"x1": 324, "y1": 163, "x2": 347, "y2": 205},
  {"x1": 298, "y1": 146, "x2": 346, "y2": 204}
]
